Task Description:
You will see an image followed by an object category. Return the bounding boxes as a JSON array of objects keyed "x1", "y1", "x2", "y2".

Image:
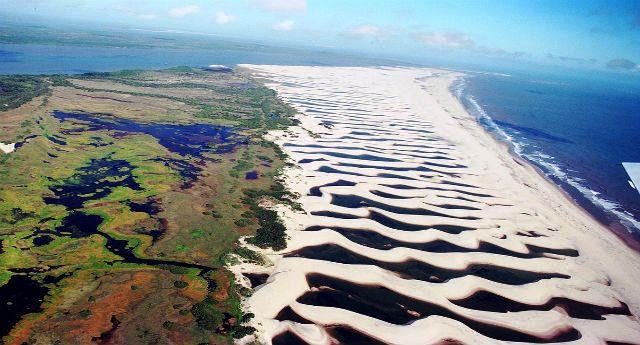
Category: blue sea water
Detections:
[{"x1": 455, "y1": 72, "x2": 640, "y2": 241}]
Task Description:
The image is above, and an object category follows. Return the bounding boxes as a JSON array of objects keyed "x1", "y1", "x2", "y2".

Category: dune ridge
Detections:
[{"x1": 234, "y1": 65, "x2": 640, "y2": 344}]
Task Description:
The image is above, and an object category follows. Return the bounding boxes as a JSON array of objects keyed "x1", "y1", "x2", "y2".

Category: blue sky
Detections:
[{"x1": 3, "y1": 0, "x2": 640, "y2": 71}]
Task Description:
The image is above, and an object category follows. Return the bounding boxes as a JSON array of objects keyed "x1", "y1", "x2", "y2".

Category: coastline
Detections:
[
  {"x1": 453, "y1": 74, "x2": 640, "y2": 246},
  {"x1": 451, "y1": 76, "x2": 640, "y2": 253},
  {"x1": 438, "y1": 72, "x2": 640, "y2": 315},
  {"x1": 439, "y1": 70, "x2": 640, "y2": 311},
  {"x1": 501, "y1": 135, "x2": 640, "y2": 253},
  {"x1": 234, "y1": 65, "x2": 640, "y2": 344}
]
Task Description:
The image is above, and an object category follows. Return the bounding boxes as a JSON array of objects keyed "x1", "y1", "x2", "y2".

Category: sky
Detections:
[{"x1": 2, "y1": 0, "x2": 640, "y2": 72}]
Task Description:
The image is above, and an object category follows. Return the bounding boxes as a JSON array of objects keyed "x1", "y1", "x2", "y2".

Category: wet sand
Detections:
[{"x1": 234, "y1": 66, "x2": 640, "y2": 344}]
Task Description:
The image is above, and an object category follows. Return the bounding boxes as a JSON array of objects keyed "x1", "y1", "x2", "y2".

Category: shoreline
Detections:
[
  {"x1": 451, "y1": 77, "x2": 640, "y2": 253},
  {"x1": 505, "y1": 138, "x2": 640, "y2": 253},
  {"x1": 438, "y1": 70, "x2": 640, "y2": 312},
  {"x1": 235, "y1": 65, "x2": 640, "y2": 344},
  {"x1": 452, "y1": 74, "x2": 640, "y2": 250},
  {"x1": 512, "y1": 137, "x2": 640, "y2": 253}
]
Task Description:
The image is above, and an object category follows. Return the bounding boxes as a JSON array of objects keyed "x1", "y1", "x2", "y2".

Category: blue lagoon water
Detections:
[
  {"x1": 0, "y1": 43, "x2": 389, "y2": 75},
  {"x1": 455, "y1": 72, "x2": 640, "y2": 242}
]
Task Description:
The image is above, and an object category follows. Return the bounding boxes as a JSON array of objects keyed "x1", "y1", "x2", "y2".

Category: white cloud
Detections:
[
  {"x1": 414, "y1": 31, "x2": 474, "y2": 49},
  {"x1": 413, "y1": 30, "x2": 527, "y2": 59},
  {"x1": 253, "y1": 0, "x2": 307, "y2": 13},
  {"x1": 138, "y1": 13, "x2": 157, "y2": 20},
  {"x1": 215, "y1": 11, "x2": 235, "y2": 24},
  {"x1": 273, "y1": 19, "x2": 295, "y2": 31},
  {"x1": 349, "y1": 25, "x2": 380, "y2": 37},
  {"x1": 111, "y1": 5, "x2": 156, "y2": 20},
  {"x1": 346, "y1": 24, "x2": 389, "y2": 40},
  {"x1": 168, "y1": 5, "x2": 200, "y2": 18}
]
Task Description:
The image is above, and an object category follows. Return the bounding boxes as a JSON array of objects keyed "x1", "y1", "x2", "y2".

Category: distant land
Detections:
[{"x1": 0, "y1": 18, "x2": 402, "y2": 75}]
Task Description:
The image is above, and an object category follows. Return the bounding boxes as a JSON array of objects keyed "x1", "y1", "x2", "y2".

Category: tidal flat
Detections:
[{"x1": 0, "y1": 66, "x2": 296, "y2": 344}]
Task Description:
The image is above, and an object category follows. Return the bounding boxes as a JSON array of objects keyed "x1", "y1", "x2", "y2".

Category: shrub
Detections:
[
  {"x1": 234, "y1": 247, "x2": 264, "y2": 265},
  {"x1": 174, "y1": 280, "x2": 188, "y2": 289},
  {"x1": 234, "y1": 218, "x2": 252, "y2": 227},
  {"x1": 246, "y1": 209, "x2": 287, "y2": 250},
  {"x1": 191, "y1": 298, "x2": 224, "y2": 330},
  {"x1": 232, "y1": 326, "x2": 257, "y2": 339},
  {"x1": 162, "y1": 320, "x2": 177, "y2": 330}
]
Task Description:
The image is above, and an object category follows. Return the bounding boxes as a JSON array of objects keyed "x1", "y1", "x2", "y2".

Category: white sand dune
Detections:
[
  {"x1": 234, "y1": 66, "x2": 640, "y2": 344},
  {"x1": 0, "y1": 142, "x2": 15, "y2": 153}
]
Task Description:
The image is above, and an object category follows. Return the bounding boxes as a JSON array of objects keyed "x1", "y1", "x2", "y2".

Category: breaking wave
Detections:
[{"x1": 452, "y1": 76, "x2": 640, "y2": 234}]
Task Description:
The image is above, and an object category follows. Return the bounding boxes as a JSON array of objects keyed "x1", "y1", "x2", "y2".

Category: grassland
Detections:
[{"x1": 0, "y1": 66, "x2": 296, "y2": 344}]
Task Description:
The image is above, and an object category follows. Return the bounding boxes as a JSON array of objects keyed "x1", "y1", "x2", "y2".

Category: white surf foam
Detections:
[{"x1": 454, "y1": 77, "x2": 640, "y2": 234}]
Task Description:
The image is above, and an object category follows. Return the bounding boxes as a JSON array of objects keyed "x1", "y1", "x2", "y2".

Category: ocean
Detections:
[{"x1": 455, "y1": 71, "x2": 640, "y2": 244}]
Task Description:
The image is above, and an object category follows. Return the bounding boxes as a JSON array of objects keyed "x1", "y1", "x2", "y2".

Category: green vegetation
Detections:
[
  {"x1": 173, "y1": 280, "x2": 188, "y2": 289},
  {"x1": 240, "y1": 179, "x2": 300, "y2": 250},
  {"x1": 246, "y1": 208, "x2": 288, "y2": 251},
  {"x1": 0, "y1": 66, "x2": 296, "y2": 344},
  {"x1": 233, "y1": 247, "x2": 266, "y2": 265},
  {"x1": 191, "y1": 296, "x2": 225, "y2": 330},
  {"x1": 189, "y1": 229, "x2": 204, "y2": 239},
  {"x1": 0, "y1": 75, "x2": 49, "y2": 110},
  {"x1": 0, "y1": 74, "x2": 73, "y2": 113},
  {"x1": 162, "y1": 320, "x2": 177, "y2": 330}
]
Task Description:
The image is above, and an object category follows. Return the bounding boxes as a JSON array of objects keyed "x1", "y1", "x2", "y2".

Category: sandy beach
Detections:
[{"x1": 234, "y1": 65, "x2": 640, "y2": 344}]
